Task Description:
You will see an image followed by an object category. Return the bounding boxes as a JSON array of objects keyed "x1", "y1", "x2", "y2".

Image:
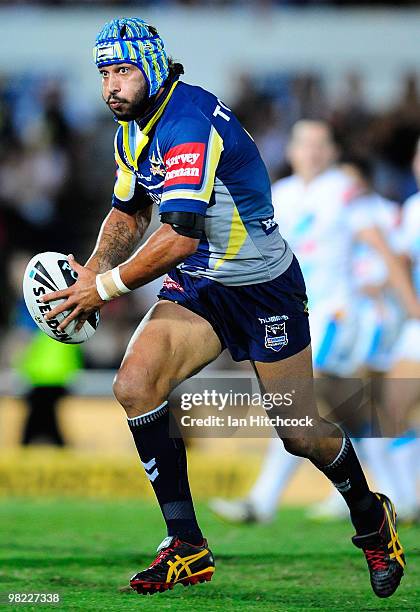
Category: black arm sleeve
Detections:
[{"x1": 160, "y1": 211, "x2": 205, "y2": 239}]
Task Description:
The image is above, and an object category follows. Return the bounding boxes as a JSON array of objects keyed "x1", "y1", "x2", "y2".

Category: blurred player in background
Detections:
[
  {"x1": 211, "y1": 122, "x2": 419, "y2": 525},
  {"x1": 310, "y1": 157, "x2": 418, "y2": 522},
  {"x1": 341, "y1": 157, "x2": 403, "y2": 378},
  {"x1": 381, "y1": 138, "x2": 420, "y2": 519},
  {"x1": 41, "y1": 23, "x2": 406, "y2": 599}
]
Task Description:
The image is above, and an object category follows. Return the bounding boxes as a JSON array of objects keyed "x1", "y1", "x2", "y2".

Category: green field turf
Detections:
[{"x1": 0, "y1": 499, "x2": 418, "y2": 611}]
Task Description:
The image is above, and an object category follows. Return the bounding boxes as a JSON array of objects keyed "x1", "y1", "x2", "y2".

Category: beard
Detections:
[{"x1": 105, "y1": 85, "x2": 149, "y2": 121}]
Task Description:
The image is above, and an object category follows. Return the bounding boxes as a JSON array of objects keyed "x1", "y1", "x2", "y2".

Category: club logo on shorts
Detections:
[
  {"x1": 265, "y1": 322, "x2": 288, "y2": 352},
  {"x1": 164, "y1": 143, "x2": 205, "y2": 187}
]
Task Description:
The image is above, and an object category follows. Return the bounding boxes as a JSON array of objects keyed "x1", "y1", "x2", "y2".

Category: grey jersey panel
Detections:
[{"x1": 177, "y1": 178, "x2": 293, "y2": 286}]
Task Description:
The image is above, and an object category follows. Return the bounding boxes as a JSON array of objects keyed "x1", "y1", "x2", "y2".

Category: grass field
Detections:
[{"x1": 0, "y1": 499, "x2": 418, "y2": 611}]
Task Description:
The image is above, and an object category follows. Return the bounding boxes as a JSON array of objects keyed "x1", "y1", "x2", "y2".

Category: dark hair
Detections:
[
  {"x1": 167, "y1": 57, "x2": 184, "y2": 80},
  {"x1": 340, "y1": 155, "x2": 374, "y2": 184}
]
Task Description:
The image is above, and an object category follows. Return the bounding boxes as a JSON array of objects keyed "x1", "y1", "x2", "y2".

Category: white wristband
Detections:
[
  {"x1": 96, "y1": 274, "x2": 111, "y2": 301},
  {"x1": 111, "y1": 267, "x2": 130, "y2": 295},
  {"x1": 96, "y1": 267, "x2": 131, "y2": 301}
]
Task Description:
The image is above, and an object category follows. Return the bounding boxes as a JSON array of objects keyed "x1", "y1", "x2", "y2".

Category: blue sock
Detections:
[
  {"x1": 315, "y1": 435, "x2": 384, "y2": 534},
  {"x1": 127, "y1": 401, "x2": 203, "y2": 545}
]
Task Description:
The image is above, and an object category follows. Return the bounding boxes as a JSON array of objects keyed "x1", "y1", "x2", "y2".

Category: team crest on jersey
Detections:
[
  {"x1": 164, "y1": 142, "x2": 205, "y2": 187},
  {"x1": 149, "y1": 151, "x2": 166, "y2": 177},
  {"x1": 264, "y1": 322, "x2": 288, "y2": 352}
]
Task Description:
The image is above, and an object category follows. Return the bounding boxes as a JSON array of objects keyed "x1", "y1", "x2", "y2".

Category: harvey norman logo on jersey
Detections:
[{"x1": 164, "y1": 142, "x2": 205, "y2": 186}]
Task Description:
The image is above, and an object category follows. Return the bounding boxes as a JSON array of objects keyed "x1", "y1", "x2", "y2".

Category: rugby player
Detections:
[
  {"x1": 42, "y1": 19, "x2": 405, "y2": 598},
  {"x1": 310, "y1": 157, "x2": 415, "y2": 521},
  {"x1": 381, "y1": 138, "x2": 420, "y2": 520}
]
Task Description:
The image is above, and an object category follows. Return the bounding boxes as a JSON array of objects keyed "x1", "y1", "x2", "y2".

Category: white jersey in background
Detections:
[
  {"x1": 351, "y1": 193, "x2": 403, "y2": 371},
  {"x1": 396, "y1": 192, "x2": 420, "y2": 294},
  {"x1": 272, "y1": 167, "x2": 375, "y2": 374},
  {"x1": 392, "y1": 191, "x2": 420, "y2": 362},
  {"x1": 351, "y1": 193, "x2": 400, "y2": 289},
  {"x1": 272, "y1": 168, "x2": 356, "y2": 312}
]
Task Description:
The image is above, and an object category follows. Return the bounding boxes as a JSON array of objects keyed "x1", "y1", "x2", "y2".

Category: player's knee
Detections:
[
  {"x1": 282, "y1": 437, "x2": 314, "y2": 458},
  {"x1": 112, "y1": 371, "x2": 138, "y2": 413},
  {"x1": 113, "y1": 367, "x2": 167, "y2": 417}
]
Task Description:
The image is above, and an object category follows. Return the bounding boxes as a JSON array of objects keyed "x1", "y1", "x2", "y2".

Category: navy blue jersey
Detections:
[{"x1": 112, "y1": 79, "x2": 292, "y2": 285}]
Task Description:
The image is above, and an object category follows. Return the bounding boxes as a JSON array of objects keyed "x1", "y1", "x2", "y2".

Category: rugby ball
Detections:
[{"x1": 23, "y1": 252, "x2": 100, "y2": 344}]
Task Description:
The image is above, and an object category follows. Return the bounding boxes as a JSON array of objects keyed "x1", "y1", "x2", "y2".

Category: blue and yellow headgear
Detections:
[{"x1": 93, "y1": 18, "x2": 169, "y2": 97}]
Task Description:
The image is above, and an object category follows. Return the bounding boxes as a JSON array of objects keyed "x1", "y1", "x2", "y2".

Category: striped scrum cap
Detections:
[{"x1": 93, "y1": 18, "x2": 169, "y2": 97}]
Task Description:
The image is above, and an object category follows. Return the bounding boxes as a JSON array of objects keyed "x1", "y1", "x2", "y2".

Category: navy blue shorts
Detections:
[{"x1": 157, "y1": 256, "x2": 311, "y2": 363}]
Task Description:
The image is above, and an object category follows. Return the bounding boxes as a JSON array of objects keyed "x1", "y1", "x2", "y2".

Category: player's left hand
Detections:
[{"x1": 42, "y1": 254, "x2": 106, "y2": 332}]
